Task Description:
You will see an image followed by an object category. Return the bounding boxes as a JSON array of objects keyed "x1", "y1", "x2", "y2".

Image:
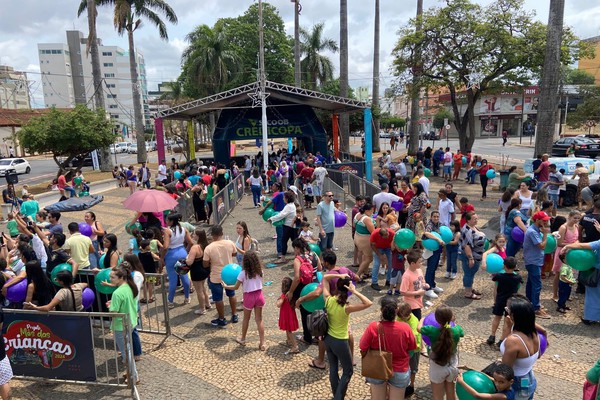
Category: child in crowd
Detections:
[
  {"x1": 396, "y1": 301, "x2": 421, "y2": 397},
  {"x1": 21, "y1": 185, "x2": 29, "y2": 197},
  {"x1": 138, "y1": 240, "x2": 159, "y2": 303},
  {"x1": 222, "y1": 251, "x2": 266, "y2": 350},
  {"x1": 129, "y1": 228, "x2": 143, "y2": 256},
  {"x1": 457, "y1": 363, "x2": 516, "y2": 399},
  {"x1": 145, "y1": 228, "x2": 163, "y2": 274},
  {"x1": 276, "y1": 276, "x2": 299, "y2": 355},
  {"x1": 419, "y1": 306, "x2": 464, "y2": 399},
  {"x1": 6, "y1": 213, "x2": 19, "y2": 239},
  {"x1": 445, "y1": 220, "x2": 461, "y2": 279},
  {"x1": 481, "y1": 234, "x2": 507, "y2": 272},
  {"x1": 413, "y1": 213, "x2": 425, "y2": 251},
  {"x1": 333, "y1": 199, "x2": 342, "y2": 211},
  {"x1": 299, "y1": 221, "x2": 317, "y2": 244},
  {"x1": 459, "y1": 197, "x2": 475, "y2": 228},
  {"x1": 400, "y1": 250, "x2": 429, "y2": 320},
  {"x1": 303, "y1": 183, "x2": 314, "y2": 209},
  {"x1": 294, "y1": 208, "x2": 308, "y2": 237},
  {"x1": 389, "y1": 243, "x2": 407, "y2": 296},
  {"x1": 557, "y1": 252, "x2": 576, "y2": 314},
  {"x1": 487, "y1": 257, "x2": 522, "y2": 346}
]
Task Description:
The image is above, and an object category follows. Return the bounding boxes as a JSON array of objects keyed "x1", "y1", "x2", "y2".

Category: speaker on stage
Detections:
[{"x1": 5, "y1": 172, "x2": 18, "y2": 185}]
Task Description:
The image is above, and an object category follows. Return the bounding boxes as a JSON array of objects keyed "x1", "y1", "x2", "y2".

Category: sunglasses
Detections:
[{"x1": 326, "y1": 194, "x2": 334, "y2": 197}]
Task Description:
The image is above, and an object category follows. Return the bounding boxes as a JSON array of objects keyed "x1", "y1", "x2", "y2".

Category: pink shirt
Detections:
[
  {"x1": 237, "y1": 270, "x2": 263, "y2": 293},
  {"x1": 401, "y1": 268, "x2": 425, "y2": 310}
]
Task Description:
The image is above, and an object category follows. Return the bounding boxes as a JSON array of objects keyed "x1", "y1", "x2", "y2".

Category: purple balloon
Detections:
[
  {"x1": 334, "y1": 211, "x2": 348, "y2": 228},
  {"x1": 82, "y1": 287, "x2": 95, "y2": 309},
  {"x1": 391, "y1": 200, "x2": 404, "y2": 212},
  {"x1": 6, "y1": 279, "x2": 27, "y2": 303},
  {"x1": 421, "y1": 313, "x2": 456, "y2": 347},
  {"x1": 511, "y1": 226, "x2": 525, "y2": 243},
  {"x1": 538, "y1": 331, "x2": 547, "y2": 356},
  {"x1": 79, "y1": 222, "x2": 93, "y2": 237}
]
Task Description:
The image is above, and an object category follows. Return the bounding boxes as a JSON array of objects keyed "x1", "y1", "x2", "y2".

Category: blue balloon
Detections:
[
  {"x1": 423, "y1": 232, "x2": 443, "y2": 251},
  {"x1": 486, "y1": 169, "x2": 496, "y2": 179},
  {"x1": 316, "y1": 271, "x2": 323, "y2": 283},
  {"x1": 486, "y1": 253, "x2": 504, "y2": 274},
  {"x1": 221, "y1": 263, "x2": 242, "y2": 286},
  {"x1": 461, "y1": 156, "x2": 467, "y2": 165},
  {"x1": 439, "y1": 226, "x2": 453, "y2": 244}
]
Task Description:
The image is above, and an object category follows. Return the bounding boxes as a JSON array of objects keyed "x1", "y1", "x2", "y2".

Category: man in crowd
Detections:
[
  {"x1": 138, "y1": 162, "x2": 152, "y2": 189},
  {"x1": 260, "y1": 182, "x2": 286, "y2": 263},
  {"x1": 311, "y1": 161, "x2": 328, "y2": 203},
  {"x1": 438, "y1": 189, "x2": 455, "y2": 226},
  {"x1": 47, "y1": 211, "x2": 63, "y2": 236},
  {"x1": 417, "y1": 168, "x2": 430, "y2": 196},
  {"x1": 522, "y1": 212, "x2": 551, "y2": 319},
  {"x1": 157, "y1": 159, "x2": 168, "y2": 184},
  {"x1": 543, "y1": 163, "x2": 563, "y2": 217},
  {"x1": 433, "y1": 147, "x2": 444, "y2": 177},
  {"x1": 63, "y1": 222, "x2": 94, "y2": 271},
  {"x1": 534, "y1": 154, "x2": 550, "y2": 190},
  {"x1": 316, "y1": 190, "x2": 336, "y2": 252},
  {"x1": 373, "y1": 183, "x2": 400, "y2": 212}
]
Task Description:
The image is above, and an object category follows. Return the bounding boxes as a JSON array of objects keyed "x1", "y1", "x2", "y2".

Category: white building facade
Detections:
[{"x1": 0, "y1": 65, "x2": 32, "y2": 110}]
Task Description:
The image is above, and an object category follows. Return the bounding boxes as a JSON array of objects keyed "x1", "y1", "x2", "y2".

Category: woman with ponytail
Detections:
[
  {"x1": 162, "y1": 213, "x2": 192, "y2": 308},
  {"x1": 25, "y1": 270, "x2": 87, "y2": 311},
  {"x1": 322, "y1": 273, "x2": 372, "y2": 400},
  {"x1": 107, "y1": 264, "x2": 139, "y2": 385},
  {"x1": 418, "y1": 305, "x2": 464, "y2": 400}
]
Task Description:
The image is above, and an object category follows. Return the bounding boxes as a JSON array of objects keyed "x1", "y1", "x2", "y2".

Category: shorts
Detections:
[
  {"x1": 0, "y1": 356, "x2": 12, "y2": 385},
  {"x1": 312, "y1": 185, "x2": 322, "y2": 197},
  {"x1": 548, "y1": 193, "x2": 559, "y2": 208},
  {"x1": 243, "y1": 289, "x2": 265, "y2": 310},
  {"x1": 443, "y1": 166, "x2": 452, "y2": 175},
  {"x1": 390, "y1": 269, "x2": 402, "y2": 286},
  {"x1": 366, "y1": 369, "x2": 411, "y2": 389},
  {"x1": 208, "y1": 280, "x2": 236, "y2": 302},
  {"x1": 492, "y1": 295, "x2": 511, "y2": 316},
  {"x1": 428, "y1": 354, "x2": 459, "y2": 384},
  {"x1": 409, "y1": 351, "x2": 420, "y2": 374},
  {"x1": 581, "y1": 187, "x2": 594, "y2": 205}
]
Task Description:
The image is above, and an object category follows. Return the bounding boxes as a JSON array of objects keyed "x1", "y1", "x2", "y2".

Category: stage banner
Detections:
[{"x1": 2, "y1": 312, "x2": 96, "y2": 381}]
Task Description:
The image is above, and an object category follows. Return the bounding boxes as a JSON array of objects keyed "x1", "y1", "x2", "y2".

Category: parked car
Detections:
[
  {"x1": 551, "y1": 137, "x2": 600, "y2": 159},
  {"x1": 113, "y1": 142, "x2": 131, "y2": 153},
  {"x1": 0, "y1": 158, "x2": 31, "y2": 176},
  {"x1": 128, "y1": 144, "x2": 138, "y2": 154},
  {"x1": 67, "y1": 152, "x2": 104, "y2": 167},
  {"x1": 576, "y1": 134, "x2": 600, "y2": 143}
]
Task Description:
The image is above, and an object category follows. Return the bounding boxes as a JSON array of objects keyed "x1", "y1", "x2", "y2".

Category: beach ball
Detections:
[
  {"x1": 544, "y1": 235, "x2": 557, "y2": 254},
  {"x1": 6, "y1": 279, "x2": 27, "y2": 303},
  {"x1": 439, "y1": 226, "x2": 453, "y2": 244},
  {"x1": 334, "y1": 211, "x2": 348, "y2": 228},
  {"x1": 485, "y1": 254, "x2": 504, "y2": 274},
  {"x1": 308, "y1": 243, "x2": 322, "y2": 257},
  {"x1": 456, "y1": 370, "x2": 496, "y2": 400},
  {"x1": 79, "y1": 222, "x2": 93, "y2": 237},
  {"x1": 486, "y1": 169, "x2": 496, "y2": 179},
  {"x1": 50, "y1": 263, "x2": 72, "y2": 287},
  {"x1": 423, "y1": 232, "x2": 443, "y2": 251},
  {"x1": 82, "y1": 288, "x2": 95, "y2": 309}
]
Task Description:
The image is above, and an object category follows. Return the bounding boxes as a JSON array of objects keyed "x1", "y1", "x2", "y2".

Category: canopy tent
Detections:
[{"x1": 154, "y1": 80, "x2": 374, "y2": 179}]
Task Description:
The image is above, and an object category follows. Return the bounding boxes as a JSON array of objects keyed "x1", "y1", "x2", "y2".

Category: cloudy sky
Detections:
[{"x1": 1, "y1": 0, "x2": 599, "y2": 108}]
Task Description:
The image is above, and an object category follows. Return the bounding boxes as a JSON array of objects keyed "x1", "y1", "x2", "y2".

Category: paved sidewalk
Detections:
[{"x1": 8, "y1": 176, "x2": 598, "y2": 399}]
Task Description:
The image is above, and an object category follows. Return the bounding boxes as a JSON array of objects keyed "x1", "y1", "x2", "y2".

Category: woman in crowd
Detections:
[
  {"x1": 162, "y1": 213, "x2": 192, "y2": 308},
  {"x1": 396, "y1": 180, "x2": 414, "y2": 229},
  {"x1": 24, "y1": 260, "x2": 55, "y2": 306},
  {"x1": 354, "y1": 203, "x2": 376, "y2": 281},
  {"x1": 279, "y1": 161, "x2": 289, "y2": 189},
  {"x1": 269, "y1": 191, "x2": 297, "y2": 264},
  {"x1": 25, "y1": 270, "x2": 87, "y2": 311},
  {"x1": 359, "y1": 296, "x2": 415, "y2": 399},
  {"x1": 186, "y1": 229, "x2": 211, "y2": 315},
  {"x1": 460, "y1": 212, "x2": 486, "y2": 300},
  {"x1": 561, "y1": 240, "x2": 600, "y2": 325},
  {"x1": 376, "y1": 202, "x2": 397, "y2": 230},
  {"x1": 498, "y1": 189, "x2": 516, "y2": 234},
  {"x1": 101, "y1": 234, "x2": 120, "y2": 269},
  {"x1": 406, "y1": 182, "x2": 429, "y2": 231},
  {"x1": 504, "y1": 198, "x2": 529, "y2": 258},
  {"x1": 514, "y1": 182, "x2": 534, "y2": 216},
  {"x1": 191, "y1": 179, "x2": 208, "y2": 224},
  {"x1": 552, "y1": 210, "x2": 580, "y2": 302},
  {"x1": 322, "y1": 273, "x2": 372, "y2": 400},
  {"x1": 572, "y1": 162, "x2": 590, "y2": 211},
  {"x1": 501, "y1": 295, "x2": 546, "y2": 399},
  {"x1": 206, "y1": 177, "x2": 217, "y2": 224},
  {"x1": 126, "y1": 165, "x2": 137, "y2": 194},
  {"x1": 234, "y1": 221, "x2": 253, "y2": 266},
  {"x1": 476, "y1": 159, "x2": 492, "y2": 201},
  {"x1": 507, "y1": 166, "x2": 529, "y2": 191},
  {"x1": 247, "y1": 168, "x2": 264, "y2": 208},
  {"x1": 85, "y1": 211, "x2": 106, "y2": 269}
]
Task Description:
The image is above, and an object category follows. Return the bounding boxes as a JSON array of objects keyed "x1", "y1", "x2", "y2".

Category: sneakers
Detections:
[
  {"x1": 194, "y1": 309, "x2": 206, "y2": 315},
  {"x1": 167, "y1": 302, "x2": 175, "y2": 309},
  {"x1": 444, "y1": 272, "x2": 451, "y2": 279},
  {"x1": 211, "y1": 318, "x2": 228, "y2": 328},
  {"x1": 231, "y1": 314, "x2": 239, "y2": 323},
  {"x1": 433, "y1": 286, "x2": 444, "y2": 294},
  {"x1": 371, "y1": 283, "x2": 382, "y2": 291},
  {"x1": 486, "y1": 335, "x2": 496, "y2": 345},
  {"x1": 405, "y1": 385, "x2": 415, "y2": 397},
  {"x1": 450, "y1": 273, "x2": 457, "y2": 279},
  {"x1": 425, "y1": 289, "x2": 439, "y2": 299},
  {"x1": 387, "y1": 290, "x2": 393, "y2": 295},
  {"x1": 424, "y1": 300, "x2": 434, "y2": 307}
]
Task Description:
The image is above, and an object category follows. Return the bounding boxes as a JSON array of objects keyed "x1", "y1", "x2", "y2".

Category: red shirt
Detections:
[
  {"x1": 370, "y1": 228, "x2": 395, "y2": 249},
  {"x1": 300, "y1": 167, "x2": 314, "y2": 183},
  {"x1": 359, "y1": 320, "x2": 416, "y2": 373},
  {"x1": 397, "y1": 189, "x2": 414, "y2": 211},
  {"x1": 202, "y1": 175, "x2": 212, "y2": 186},
  {"x1": 296, "y1": 161, "x2": 305, "y2": 174},
  {"x1": 57, "y1": 175, "x2": 67, "y2": 189},
  {"x1": 460, "y1": 204, "x2": 475, "y2": 227},
  {"x1": 537, "y1": 161, "x2": 550, "y2": 182}
]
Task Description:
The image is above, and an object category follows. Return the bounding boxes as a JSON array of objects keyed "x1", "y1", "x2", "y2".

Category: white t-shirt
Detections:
[
  {"x1": 157, "y1": 164, "x2": 167, "y2": 180},
  {"x1": 236, "y1": 270, "x2": 263, "y2": 293},
  {"x1": 418, "y1": 177, "x2": 430, "y2": 196},
  {"x1": 300, "y1": 230, "x2": 313, "y2": 240},
  {"x1": 312, "y1": 167, "x2": 328, "y2": 187},
  {"x1": 244, "y1": 158, "x2": 252, "y2": 172},
  {"x1": 249, "y1": 176, "x2": 262, "y2": 186},
  {"x1": 132, "y1": 271, "x2": 144, "y2": 303},
  {"x1": 438, "y1": 198, "x2": 455, "y2": 226},
  {"x1": 444, "y1": 152, "x2": 453, "y2": 167},
  {"x1": 373, "y1": 192, "x2": 401, "y2": 213},
  {"x1": 32, "y1": 235, "x2": 48, "y2": 265}
]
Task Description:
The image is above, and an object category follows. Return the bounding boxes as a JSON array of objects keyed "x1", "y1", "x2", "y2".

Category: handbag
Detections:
[
  {"x1": 579, "y1": 268, "x2": 600, "y2": 288},
  {"x1": 361, "y1": 322, "x2": 393, "y2": 381}
]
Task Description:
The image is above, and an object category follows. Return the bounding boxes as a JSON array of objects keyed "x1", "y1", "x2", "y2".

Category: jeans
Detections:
[
  {"x1": 276, "y1": 225, "x2": 284, "y2": 256},
  {"x1": 114, "y1": 330, "x2": 138, "y2": 381},
  {"x1": 557, "y1": 280, "x2": 572, "y2": 309},
  {"x1": 281, "y1": 225, "x2": 298, "y2": 256},
  {"x1": 63, "y1": 186, "x2": 76, "y2": 198},
  {"x1": 320, "y1": 232, "x2": 334, "y2": 251},
  {"x1": 525, "y1": 264, "x2": 542, "y2": 311},
  {"x1": 89, "y1": 239, "x2": 100, "y2": 269},
  {"x1": 480, "y1": 175, "x2": 489, "y2": 198},
  {"x1": 425, "y1": 248, "x2": 443, "y2": 289},
  {"x1": 141, "y1": 180, "x2": 151, "y2": 189},
  {"x1": 324, "y1": 335, "x2": 354, "y2": 400},
  {"x1": 467, "y1": 169, "x2": 477, "y2": 183},
  {"x1": 165, "y1": 246, "x2": 190, "y2": 303},
  {"x1": 460, "y1": 253, "x2": 480, "y2": 289},
  {"x1": 132, "y1": 328, "x2": 142, "y2": 357},
  {"x1": 372, "y1": 248, "x2": 392, "y2": 284},
  {"x1": 506, "y1": 235, "x2": 523, "y2": 257},
  {"x1": 446, "y1": 245, "x2": 458, "y2": 274},
  {"x1": 433, "y1": 160, "x2": 440, "y2": 176},
  {"x1": 512, "y1": 370, "x2": 537, "y2": 400},
  {"x1": 251, "y1": 185, "x2": 262, "y2": 206}
]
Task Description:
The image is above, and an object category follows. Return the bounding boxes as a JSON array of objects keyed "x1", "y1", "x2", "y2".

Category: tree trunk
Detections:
[
  {"x1": 339, "y1": 0, "x2": 350, "y2": 154},
  {"x1": 87, "y1": 0, "x2": 113, "y2": 172},
  {"x1": 294, "y1": 0, "x2": 301, "y2": 88},
  {"x1": 408, "y1": 0, "x2": 423, "y2": 156},
  {"x1": 371, "y1": 0, "x2": 381, "y2": 153},
  {"x1": 128, "y1": 29, "x2": 147, "y2": 163},
  {"x1": 535, "y1": 0, "x2": 565, "y2": 157}
]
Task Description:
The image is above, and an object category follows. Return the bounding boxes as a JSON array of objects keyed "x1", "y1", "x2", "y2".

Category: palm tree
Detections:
[
  {"x1": 339, "y1": 0, "x2": 350, "y2": 153},
  {"x1": 371, "y1": 0, "x2": 381, "y2": 152},
  {"x1": 300, "y1": 23, "x2": 338, "y2": 90},
  {"x1": 78, "y1": 0, "x2": 178, "y2": 163}
]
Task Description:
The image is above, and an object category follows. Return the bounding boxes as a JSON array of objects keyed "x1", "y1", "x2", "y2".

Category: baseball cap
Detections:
[{"x1": 532, "y1": 211, "x2": 551, "y2": 221}]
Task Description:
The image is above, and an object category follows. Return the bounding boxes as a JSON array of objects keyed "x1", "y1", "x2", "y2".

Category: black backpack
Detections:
[{"x1": 307, "y1": 310, "x2": 328, "y2": 337}]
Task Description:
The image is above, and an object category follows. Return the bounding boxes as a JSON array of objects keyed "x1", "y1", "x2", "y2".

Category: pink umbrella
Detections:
[{"x1": 122, "y1": 190, "x2": 179, "y2": 213}]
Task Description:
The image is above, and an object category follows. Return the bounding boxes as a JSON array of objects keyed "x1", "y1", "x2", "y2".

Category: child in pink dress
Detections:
[{"x1": 276, "y1": 277, "x2": 299, "y2": 355}]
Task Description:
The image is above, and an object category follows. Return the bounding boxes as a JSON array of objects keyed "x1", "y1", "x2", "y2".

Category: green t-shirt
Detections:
[
  {"x1": 6, "y1": 220, "x2": 18, "y2": 237},
  {"x1": 560, "y1": 264, "x2": 575, "y2": 284},
  {"x1": 420, "y1": 324, "x2": 464, "y2": 352},
  {"x1": 19, "y1": 200, "x2": 39, "y2": 221},
  {"x1": 109, "y1": 284, "x2": 138, "y2": 332},
  {"x1": 398, "y1": 313, "x2": 422, "y2": 352},
  {"x1": 325, "y1": 296, "x2": 349, "y2": 340}
]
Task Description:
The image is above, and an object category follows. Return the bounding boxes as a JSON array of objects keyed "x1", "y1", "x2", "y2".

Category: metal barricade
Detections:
[
  {"x1": 363, "y1": 178, "x2": 381, "y2": 200},
  {"x1": 323, "y1": 177, "x2": 348, "y2": 210},
  {"x1": 326, "y1": 168, "x2": 345, "y2": 189},
  {"x1": 212, "y1": 178, "x2": 242, "y2": 226},
  {"x1": 347, "y1": 173, "x2": 365, "y2": 199},
  {"x1": 3, "y1": 309, "x2": 140, "y2": 400}
]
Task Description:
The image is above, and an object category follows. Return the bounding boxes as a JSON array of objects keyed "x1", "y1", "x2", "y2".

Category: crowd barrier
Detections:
[
  {"x1": 212, "y1": 173, "x2": 245, "y2": 226},
  {"x1": 2, "y1": 308, "x2": 140, "y2": 400}
]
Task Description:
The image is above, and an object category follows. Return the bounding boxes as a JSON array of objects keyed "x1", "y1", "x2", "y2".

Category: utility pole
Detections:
[
  {"x1": 259, "y1": 0, "x2": 269, "y2": 173},
  {"x1": 371, "y1": 0, "x2": 381, "y2": 153},
  {"x1": 293, "y1": 0, "x2": 301, "y2": 88},
  {"x1": 408, "y1": 0, "x2": 423, "y2": 156}
]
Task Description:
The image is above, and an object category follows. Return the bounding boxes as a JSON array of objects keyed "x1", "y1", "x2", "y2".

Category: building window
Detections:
[
  {"x1": 102, "y1": 51, "x2": 113, "y2": 56},
  {"x1": 103, "y1": 62, "x2": 113, "y2": 67},
  {"x1": 106, "y1": 83, "x2": 116, "y2": 88},
  {"x1": 104, "y1": 73, "x2": 115, "y2": 78},
  {"x1": 107, "y1": 94, "x2": 117, "y2": 99},
  {"x1": 109, "y1": 105, "x2": 118, "y2": 109},
  {"x1": 110, "y1": 114, "x2": 119, "y2": 119}
]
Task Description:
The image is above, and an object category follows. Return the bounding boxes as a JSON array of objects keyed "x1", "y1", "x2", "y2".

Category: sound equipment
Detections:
[{"x1": 5, "y1": 172, "x2": 18, "y2": 185}]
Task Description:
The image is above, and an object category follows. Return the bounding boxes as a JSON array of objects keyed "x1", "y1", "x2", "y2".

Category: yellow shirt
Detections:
[
  {"x1": 203, "y1": 239, "x2": 237, "y2": 284},
  {"x1": 325, "y1": 296, "x2": 349, "y2": 339},
  {"x1": 64, "y1": 232, "x2": 92, "y2": 268}
]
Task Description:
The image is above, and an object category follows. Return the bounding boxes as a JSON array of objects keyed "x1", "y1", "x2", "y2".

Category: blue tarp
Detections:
[{"x1": 44, "y1": 195, "x2": 104, "y2": 213}]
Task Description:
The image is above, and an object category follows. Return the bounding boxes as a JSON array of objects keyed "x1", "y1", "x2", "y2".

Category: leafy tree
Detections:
[
  {"x1": 567, "y1": 86, "x2": 600, "y2": 128},
  {"x1": 316, "y1": 79, "x2": 363, "y2": 139},
  {"x1": 565, "y1": 68, "x2": 596, "y2": 85},
  {"x1": 432, "y1": 109, "x2": 454, "y2": 130},
  {"x1": 380, "y1": 115, "x2": 406, "y2": 130},
  {"x1": 18, "y1": 106, "x2": 116, "y2": 173},
  {"x1": 300, "y1": 22, "x2": 338, "y2": 90},
  {"x1": 392, "y1": 0, "x2": 589, "y2": 153}
]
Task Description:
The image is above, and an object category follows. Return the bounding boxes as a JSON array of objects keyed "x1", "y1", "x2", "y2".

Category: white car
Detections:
[
  {"x1": 0, "y1": 158, "x2": 31, "y2": 176},
  {"x1": 113, "y1": 142, "x2": 131, "y2": 153}
]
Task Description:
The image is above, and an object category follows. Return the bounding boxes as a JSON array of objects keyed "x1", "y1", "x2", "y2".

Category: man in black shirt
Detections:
[{"x1": 579, "y1": 200, "x2": 600, "y2": 243}]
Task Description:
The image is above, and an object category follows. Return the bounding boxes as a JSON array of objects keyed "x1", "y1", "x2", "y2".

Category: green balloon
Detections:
[
  {"x1": 424, "y1": 168, "x2": 431, "y2": 177},
  {"x1": 308, "y1": 243, "x2": 322, "y2": 257},
  {"x1": 50, "y1": 263, "x2": 72, "y2": 287},
  {"x1": 566, "y1": 249, "x2": 596, "y2": 271},
  {"x1": 262, "y1": 207, "x2": 276, "y2": 222},
  {"x1": 270, "y1": 212, "x2": 284, "y2": 227},
  {"x1": 95, "y1": 268, "x2": 117, "y2": 295},
  {"x1": 484, "y1": 239, "x2": 490, "y2": 251},
  {"x1": 74, "y1": 177, "x2": 83, "y2": 185},
  {"x1": 300, "y1": 282, "x2": 325, "y2": 312},
  {"x1": 394, "y1": 228, "x2": 416, "y2": 250},
  {"x1": 125, "y1": 221, "x2": 142, "y2": 235},
  {"x1": 262, "y1": 198, "x2": 271, "y2": 207},
  {"x1": 456, "y1": 370, "x2": 496, "y2": 400},
  {"x1": 544, "y1": 235, "x2": 557, "y2": 254}
]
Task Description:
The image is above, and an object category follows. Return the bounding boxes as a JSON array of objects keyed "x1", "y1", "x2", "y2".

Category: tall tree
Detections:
[
  {"x1": 534, "y1": 0, "x2": 565, "y2": 156},
  {"x1": 371, "y1": 0, "x2": 381, "y2": 152},
  {"x1": 393, "y1": 0, "x2": 588, "y2": 153},
  {"x1": 78, "y1": 0, "x2": 178, "y2": 163},
  {"x1": 85, "y1": 0, "x2": 113, "y2": 171},
  {"x1": 339, "y1": 0, "x2": 350, "y2": 153},
  {"x1": 300, "y1": 23, "x2": 338, "y2": 90},
  {"x1": 407, "y1": 0, "x2": 423, "y2": 156}
]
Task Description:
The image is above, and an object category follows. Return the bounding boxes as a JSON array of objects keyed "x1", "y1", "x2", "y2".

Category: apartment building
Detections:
[{"x1": 0, "y1": 65, "x2": 32, "y2": 110}]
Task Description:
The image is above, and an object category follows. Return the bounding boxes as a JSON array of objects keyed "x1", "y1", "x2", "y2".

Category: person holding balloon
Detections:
[
  {"x1": 522, "y1": 212, "x2": 552, "y2": 319},
  {"x1": 63, "y1": 222, "x2": 94, "y2": 271},
  {"x1": 25, "y1": 270, "x2": 88, "y2": 311},
  {"x1": 551, "y1": 211, "x2": 580, "y2": 302},
  {"x1": 481, "y1": 234, "x2": 507, "y2": 271},
  {"x1": 486, "y1": 256, "x2": 522, "y2": 347},
  {"x1": 423, "y1": 211, "x2": 446, "y2": 299},
  {"x1": 460, "y1": 212, "x2": 487, "y2": 300},
  {"x1": 452, "y1": 150, "x2": 463, "y2": 181},
  {"x1": 405, "y1": 182, "x2": 429, "y2": 232},
  {"x1": 268, "y1": 191, "x2": 298, "y2": 264},
  {"x1": 457, "y1": 363, "x2": 516, "y2": 400},
  {"x1": 476, "y1": 159, "x2": 494, "y2": 201},
  {"x1": 504, "y1": 198, "x2": 529, "y2": 258},
  {"x1": 162, "y1": 213, "x2": 192, "y2": 309},
  {"x1": 125, "y1": 165, "x2": 137, "y2": 195}
]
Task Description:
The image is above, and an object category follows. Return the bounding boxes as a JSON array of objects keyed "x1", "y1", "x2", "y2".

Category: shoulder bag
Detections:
[{"x1": 361, "y1": 322, "x2": 393, "y2": 381}]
